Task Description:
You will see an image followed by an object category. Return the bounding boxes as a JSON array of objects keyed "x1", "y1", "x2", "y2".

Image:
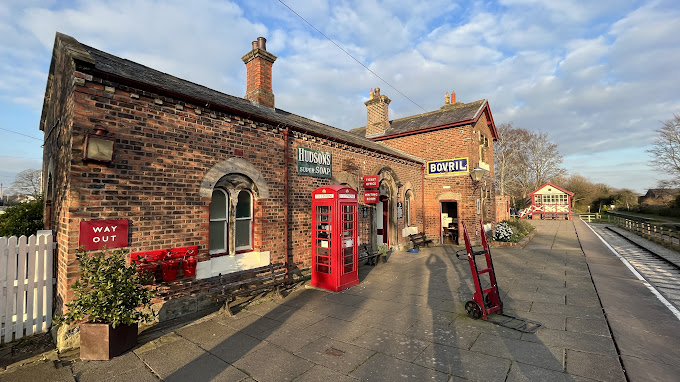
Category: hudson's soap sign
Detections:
[
  {"x1": 297, "y1": 147, "x2": 332, "y2": 178},
  {"x1": 79, "y1": 219, "x2": 129, "y2": 251}
]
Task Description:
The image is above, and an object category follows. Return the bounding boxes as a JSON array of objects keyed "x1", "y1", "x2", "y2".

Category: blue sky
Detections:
[{"x1": 1, "y1": 0, "x2": 679, "y2": 194}]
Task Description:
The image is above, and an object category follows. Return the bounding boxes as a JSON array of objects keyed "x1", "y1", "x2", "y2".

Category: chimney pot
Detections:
[
  {"x1": 252, "y1": 41, "x2": 258, "y2": 50},
  {"x1": 257, "y1": 37, "x2": 267, "y2": 50}
]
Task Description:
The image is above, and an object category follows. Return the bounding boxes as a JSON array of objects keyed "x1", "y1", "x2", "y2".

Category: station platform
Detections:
[{"x1": 2, "y1": 219, "x2": 679, "y2": 381}]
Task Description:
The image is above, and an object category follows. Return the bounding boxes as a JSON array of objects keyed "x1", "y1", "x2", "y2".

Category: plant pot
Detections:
[
  {"x1": 161, "y1": 259, "x2": 180, "y2": 281},
  {"x1": 80, "y1": 322, "x2": 138, "y2": 360},
  {"x1": 136, "y1": 263, "x2": 157, "y2": 284},
  {"x1": 182, "y1": 257, "x2": 197, "y2": 278}
]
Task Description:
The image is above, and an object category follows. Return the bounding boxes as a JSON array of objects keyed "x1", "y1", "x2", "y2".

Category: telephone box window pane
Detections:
[
  {"x1": 317, "y1": 239, "x2": 330, "y2": 248},
  {"x1": 209, "y1": 221, "x2": 225, "y2": 251},
  {"x1": 235, "y1": 220, "x2": 251, "y2": 248},
  {"x1": 317, "y1": 247, "x2": 329, "y2": 257},
  {"x1": 343, "y1": 238, "x2": 353, "y2": 248},
  {"x1": 317, "y1": 229, "x2": 330, "y2": 239},
  {"x1": 210, "y1": 190, "x2": 227, "y2": 219},
  {"x1": 344, "y1": 214, "x2": 353, "y2": 222},
  {"x1": 318, "y1": 213, "x2": 330, "y2": 222},
  {"x1": 317, "y1": 206, "x2": 330, "y2": 214}
]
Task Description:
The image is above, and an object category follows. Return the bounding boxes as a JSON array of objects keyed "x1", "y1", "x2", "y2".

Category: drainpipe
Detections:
[
  {"x1": 283, "y1": 127, "x2": 290, "y2": 281},
  {"x1": 421, "y1": 165, "x2": 426, "y2": 234}
]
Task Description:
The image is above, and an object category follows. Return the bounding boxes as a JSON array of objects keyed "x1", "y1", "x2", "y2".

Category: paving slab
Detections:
[
  {"x1": 0, "y1": 359, "x2": 75, "y2": 382},
  {"x1": 71, "y1": 351, "x2": 156, "y2": 382},
  {"x1": 565, "y1": 349, "x2": 625, "y2": 382},
  {"x1": 231, "y1": 342, "x2": 315, "y2": 382},
  {"x1": 470, "y1": 332, "x2": 564, "y2": 371},
  {"x1": 413, "y1": 342, "x2": 512, "y2": 382},
  {"x1": 350, "y1": 352, "x2": 450, "y2": 382},
  {"x1": 293, "y1": 336, "x2": 375, "y2": 374},
  {"x1": 350, "y1": 329, "x2": 430, "y2": 362}
]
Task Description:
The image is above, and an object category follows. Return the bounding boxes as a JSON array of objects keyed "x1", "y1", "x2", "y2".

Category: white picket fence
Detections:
[{"x1": 0, "y1": 232, "x2": 54, "y2": 344}]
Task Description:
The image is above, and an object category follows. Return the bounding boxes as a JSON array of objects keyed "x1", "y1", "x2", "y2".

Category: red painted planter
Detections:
[
  {"x1": 182, "y1": 257, "x2": 197, "y2": 278},
  {"x1": 136, "y1": 263, "x2": 157, "y2": 284},
  {"x1": 161, "y1": 259, "x2": 180, "y2": 282}
]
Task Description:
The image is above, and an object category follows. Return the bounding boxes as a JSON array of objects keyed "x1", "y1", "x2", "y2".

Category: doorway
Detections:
[
  {"x1": 440, "y1": 201, "x2": 458, "y2": 245},
  {"x1": 376, "y1": 195, "x2": 389, "y2": 245}
]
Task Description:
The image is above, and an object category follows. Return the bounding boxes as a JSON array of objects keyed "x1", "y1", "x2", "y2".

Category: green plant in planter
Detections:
[
  {"x1": 62, "y1": 248, "x2": 155, "y2": 328},
  {"x1": 378, "y1": 243, "x2": 389, "y2": 258}
]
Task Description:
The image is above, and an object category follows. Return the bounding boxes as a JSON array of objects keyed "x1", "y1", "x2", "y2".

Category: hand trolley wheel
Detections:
[{"x1": 465, "y1": 300, "x2": 483, "y2": 319}]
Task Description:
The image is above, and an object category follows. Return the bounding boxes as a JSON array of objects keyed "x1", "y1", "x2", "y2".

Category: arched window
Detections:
[
  {"x1": 235, "y1": 190, "x2": 253, "y2": 252},
  {"x1": 210, "y1": 189, "x2": 228, "y2": 254}
]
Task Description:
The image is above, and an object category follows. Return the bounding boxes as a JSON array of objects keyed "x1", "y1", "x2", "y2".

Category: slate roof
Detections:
[
  {"x1": 49, "y1": 33, "x2": 423, "y2": 164},
  {"x1": 349, "y1": 100, "x2": 493, "y2": 139}
]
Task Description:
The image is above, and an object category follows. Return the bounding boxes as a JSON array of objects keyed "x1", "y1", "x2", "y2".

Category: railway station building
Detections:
[{"x1": 39, "y1": 33, "x2": 498, "y2": 319}]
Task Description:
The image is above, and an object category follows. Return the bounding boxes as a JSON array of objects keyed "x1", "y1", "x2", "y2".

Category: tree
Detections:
[
  {"x1": 0, "y1": 197, "x2": 44, "y2": 237},
  {"x1": 9, "y1": 169, "x2": 42, "y2": 198},
  {"x1": 648, "y1": 114, "x2": 680, "y2": 186},
  {"x1": 494, "y1": 123, "x2": 566, "y2": 205}
]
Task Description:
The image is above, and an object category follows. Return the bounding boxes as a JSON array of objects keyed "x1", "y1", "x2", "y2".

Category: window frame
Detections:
[
  {"x1": 209, "y1": 188, "x2": 229, "y2": 255},
  {"x1": 234, "y1": 189, "x2": 253, "y2": 253}
]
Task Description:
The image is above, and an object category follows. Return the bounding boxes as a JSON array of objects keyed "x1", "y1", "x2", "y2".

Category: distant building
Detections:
[
  {"x1": 520, "y1": 183, "x2": 573, "y2": 220},
  {"x1": 638, "y1": 188, "x2": 680, "y2": 206}
]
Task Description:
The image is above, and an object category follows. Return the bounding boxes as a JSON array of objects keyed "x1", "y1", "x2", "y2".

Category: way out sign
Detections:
[{"x1": 79, "y1": 219, "x2": 129, "y2": 251}]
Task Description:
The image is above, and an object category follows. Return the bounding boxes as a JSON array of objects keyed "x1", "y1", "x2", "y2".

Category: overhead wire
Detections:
[
  {"x1": 0, "y1": 127, "x2": 41, "y2": 141},
  {"x1": 277, "y1": 0, "x2": 428, "y2": 113}
]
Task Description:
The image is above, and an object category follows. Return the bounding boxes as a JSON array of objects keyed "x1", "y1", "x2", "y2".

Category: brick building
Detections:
[
  {"x1": 39, "y1": 33, "x2": 497, "y2": 326},
  {"x1": 351, "y1": 89, "x2": 499, "y2": 243}
]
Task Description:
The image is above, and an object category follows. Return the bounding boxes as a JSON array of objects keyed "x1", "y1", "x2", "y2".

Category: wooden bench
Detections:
[
  {"x1": 358, "y1": 243, "x2": 381, "y2": 266},
  {"x1": 409, "y1": 232, "x2": 433, "y2": 249},
  {"x1": 214, "y1": 263, "x2": 288, "y2": 315}
]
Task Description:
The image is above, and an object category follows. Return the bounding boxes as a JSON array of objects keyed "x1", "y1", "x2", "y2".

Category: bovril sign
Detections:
[
  {"x1": 426, "y1": 157, "x2": 468, "y2": 176},
  {"x1": 79, "y1": 219, "x2": 129, "y2": 251}
]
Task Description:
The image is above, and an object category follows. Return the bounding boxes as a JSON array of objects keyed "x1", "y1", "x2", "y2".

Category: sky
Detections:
[{"x1": 1, "y1": 0, "x2": 679, "y2": 195}]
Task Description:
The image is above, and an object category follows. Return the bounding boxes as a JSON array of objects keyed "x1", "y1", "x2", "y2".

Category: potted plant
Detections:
[
  {"x1": 61, "y1": 248, "x2": 155, "y2": 360},
  {"x1": 378, "y1": 243, "x2": 390, "y2": 262}
]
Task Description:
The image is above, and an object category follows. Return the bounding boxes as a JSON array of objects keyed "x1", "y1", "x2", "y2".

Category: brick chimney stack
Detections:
[
  {"x1": 364, "y1": 87, "x2": 391, "y2": 137},
  {"x1": 242, "y1": 37, "x2": 277, "y2": 108}
]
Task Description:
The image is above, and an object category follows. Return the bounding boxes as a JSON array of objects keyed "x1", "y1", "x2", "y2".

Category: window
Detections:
[
  {"x1": 235, "y1": 190, "x2": 253, "y2": 251},
  {"x1": 210, "y1": 173, "x2": 257, "y2": 256},
  {"x1": 210, "y1": 189, "x2": 228, "y2": 254}
]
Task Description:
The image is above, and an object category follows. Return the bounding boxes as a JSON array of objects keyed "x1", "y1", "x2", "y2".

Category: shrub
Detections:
[
  {"x1": 0, "y1": 198, "x2": 43, "y2": 237},
  {"x1": 61, "y1": 249, "x2": 155, "y2": 328},
  {"x1": 495, "y1": 218, "x2": 534, "y2": 242},
  {"x1": 493, "y1": 222, "x2": 513, "y2": 242}
]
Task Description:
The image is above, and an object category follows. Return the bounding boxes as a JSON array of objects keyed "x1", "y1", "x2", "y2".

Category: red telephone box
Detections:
[{"x1": 311, "y1": 185, "x2": 360, "y2": 292}]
